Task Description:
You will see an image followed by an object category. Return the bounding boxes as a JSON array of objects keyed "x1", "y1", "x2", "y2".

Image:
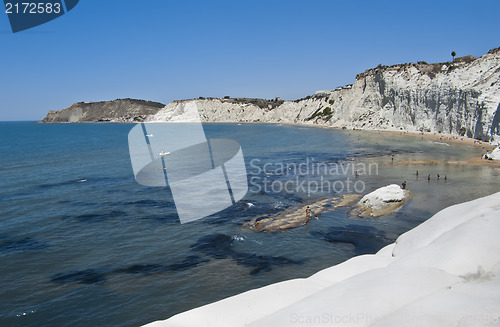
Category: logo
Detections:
[
  {"x1": 128, "y1": 102, "x2": 249, "y2": 224},
  {"x1": 4, "y1": 0, "x2": 79, "y2": 33}
]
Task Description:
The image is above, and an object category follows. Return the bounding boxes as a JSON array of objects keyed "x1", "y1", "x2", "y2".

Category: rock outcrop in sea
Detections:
[{"x1": 353, "y1": 184, "x2": 409, "y2": 217}]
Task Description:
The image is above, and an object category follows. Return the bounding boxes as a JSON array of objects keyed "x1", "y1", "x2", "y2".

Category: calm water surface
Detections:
[{"x1": 0, "y1": 122, "x2": 498, "y2": 326}]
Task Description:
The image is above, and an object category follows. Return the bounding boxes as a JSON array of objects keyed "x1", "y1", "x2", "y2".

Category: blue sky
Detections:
[{"x1": 1, "y1": 0, "x2": 499, "y2": 121}]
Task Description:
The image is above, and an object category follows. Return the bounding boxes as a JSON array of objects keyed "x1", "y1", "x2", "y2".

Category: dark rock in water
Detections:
[
  {"x1": 116, "y1": 264, "x2": 168, "y2": 275},
  {"x1": 51, "y1": 269, "x2": 106, "y2": 284},
  {"x1": 141, "y1": 214, "x2": 180, "y2": 225},
  {"x1": 231, "y1": 252, "x2": 303, "y2": 275},
  {"x1": 125, "y1": 199, "x2": 172, "y2": 208},
  {"x1": 63, "y1": 210, "x2": 127, "y2": 223},
  {"x1": 55, "y1": 255, "x2": 211, "y2": 285},
  {"x1": 190, "y1": 233, "x2": 303, "y2": 275},
  {"x1": 312, "y1": 225, "x2": 394, "y2": 255},
  {"x1": 115, "y1": 256, "x2": 209, "y2": 276},
  {"x1": 190, "y1": 234, "x2": 233, "y2": 259},
  {"x1": 166, "y1": 256, "x2": 209, "y2": 271},
  {"x1": 114, "y1": 256, "x2": 210, "y2": 275},
  {"x1": 0, "y1": 237, "x2": 49, "y2": 254}
]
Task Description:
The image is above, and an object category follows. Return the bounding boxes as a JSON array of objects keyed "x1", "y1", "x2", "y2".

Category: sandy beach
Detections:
[{"x1": 349, "y1": 128, "x2": 500, "y2": 168}]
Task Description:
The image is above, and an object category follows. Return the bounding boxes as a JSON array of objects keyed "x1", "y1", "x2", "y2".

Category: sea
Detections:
[{"x1": 1, "y1": 122, "x2": 499, "y2": 327}]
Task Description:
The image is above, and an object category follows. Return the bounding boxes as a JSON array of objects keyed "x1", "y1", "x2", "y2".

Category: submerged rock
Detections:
[
  {"x1": 249, "y1": 194, "x2": 360, "y2": 232},
  {"x1": 189, "y1": 233, "x2": 303, "y2": 274}
]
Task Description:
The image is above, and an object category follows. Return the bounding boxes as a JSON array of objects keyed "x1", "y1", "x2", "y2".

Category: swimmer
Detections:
[{"x1": 305, "y1": 206, "x2": 311, "y2": 220}]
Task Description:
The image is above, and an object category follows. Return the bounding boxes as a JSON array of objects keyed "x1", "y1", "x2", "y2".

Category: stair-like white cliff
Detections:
[{"x1": 148, "y1": 48, "x2": 500, "y2": 141}]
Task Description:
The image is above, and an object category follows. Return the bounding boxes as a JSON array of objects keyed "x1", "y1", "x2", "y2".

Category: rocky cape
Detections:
[
  {"x1": 42, "y1": 47, "x2": 500, "y2": 140},
  {"x1": 40, "y1": 98, "x2": 165, "y2": 123}
]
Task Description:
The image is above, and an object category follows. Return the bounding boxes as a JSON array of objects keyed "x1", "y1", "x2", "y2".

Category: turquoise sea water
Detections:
[{"x1": 1, "y1": 122, "x2": 499, "y2": 326}]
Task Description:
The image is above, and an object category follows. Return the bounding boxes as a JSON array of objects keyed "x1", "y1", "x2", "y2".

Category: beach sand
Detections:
[{"x1": 354, "y1": 129, "x2": 500, "y2": 168}]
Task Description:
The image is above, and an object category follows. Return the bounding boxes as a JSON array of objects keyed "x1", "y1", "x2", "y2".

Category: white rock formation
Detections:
[
  {"x1": 485, "y1": 147, "x2": 500, "y2": 160},
  {"x1": 355, "y1": 184, "x2": 408, "y2": 217},
  {"x1": 147, "y1": 47, "x2": 500, "y2": 141},
  {"x1": 143, "y1": 191, "x2": 500, "y2": 327}
]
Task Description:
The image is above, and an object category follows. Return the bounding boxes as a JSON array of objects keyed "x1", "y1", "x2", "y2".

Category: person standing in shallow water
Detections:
[
  {"x1": 402, "y1": 181, "x2": 407, "y2": 189},
  {"x1": 305, "y1": 206, "x2": 316, "y2": 224},
  {"x1": 428, "y1": 174, "x2": 431, "y2": 181}
]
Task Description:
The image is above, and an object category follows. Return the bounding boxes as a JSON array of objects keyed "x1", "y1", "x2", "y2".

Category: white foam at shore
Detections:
[{"x1": 144, "y1": 192, "x2": 500, "y2": 327}]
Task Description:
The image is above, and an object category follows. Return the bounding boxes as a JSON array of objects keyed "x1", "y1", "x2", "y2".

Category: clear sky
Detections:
[{"x1": 1, "y1": 0, "x2": 499, "y2": 121}]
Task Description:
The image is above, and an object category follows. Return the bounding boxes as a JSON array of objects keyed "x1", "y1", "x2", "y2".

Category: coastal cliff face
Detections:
[
  {"x1": 147, "y1": 47, "x2": 500, "y2": 140},
  {"x1": 40, "y1": 48, "x2": 500, "y2": 140},
  {"x1": 40, "y1": 98, "x2": 165, "y2": 123}
]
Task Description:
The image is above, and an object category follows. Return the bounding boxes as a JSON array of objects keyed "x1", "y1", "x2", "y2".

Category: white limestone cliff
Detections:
[{"x1": 148, "y1": 47, "x2": 500, "y2": 141}]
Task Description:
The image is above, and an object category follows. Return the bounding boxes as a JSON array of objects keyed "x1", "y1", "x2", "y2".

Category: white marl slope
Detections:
[{"x1": 148, "y1": 48, "x2": 500, "y2": 141}]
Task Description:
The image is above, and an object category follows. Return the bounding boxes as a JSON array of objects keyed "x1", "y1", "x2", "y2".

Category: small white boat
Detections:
[
  {"x1": 146, "y1": 134, "x2": 154, "y2": 137},
  {"x1": 157, "y1": 151, "x2": 170, "y2": 156}
]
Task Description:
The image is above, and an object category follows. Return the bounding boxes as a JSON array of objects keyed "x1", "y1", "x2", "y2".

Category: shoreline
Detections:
[
  {"x1": 34, "y1": 120, "x2": 500, "y2": 167},
  {"x1": 35, "y1": 118, "x2": 499, "y2": 147},
  {"x1": 206, "y1": 121, "x2": 500, "y2": 167},
  {"x1": 357, "y1": 129, "x2": 500, "y2": 168}
]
